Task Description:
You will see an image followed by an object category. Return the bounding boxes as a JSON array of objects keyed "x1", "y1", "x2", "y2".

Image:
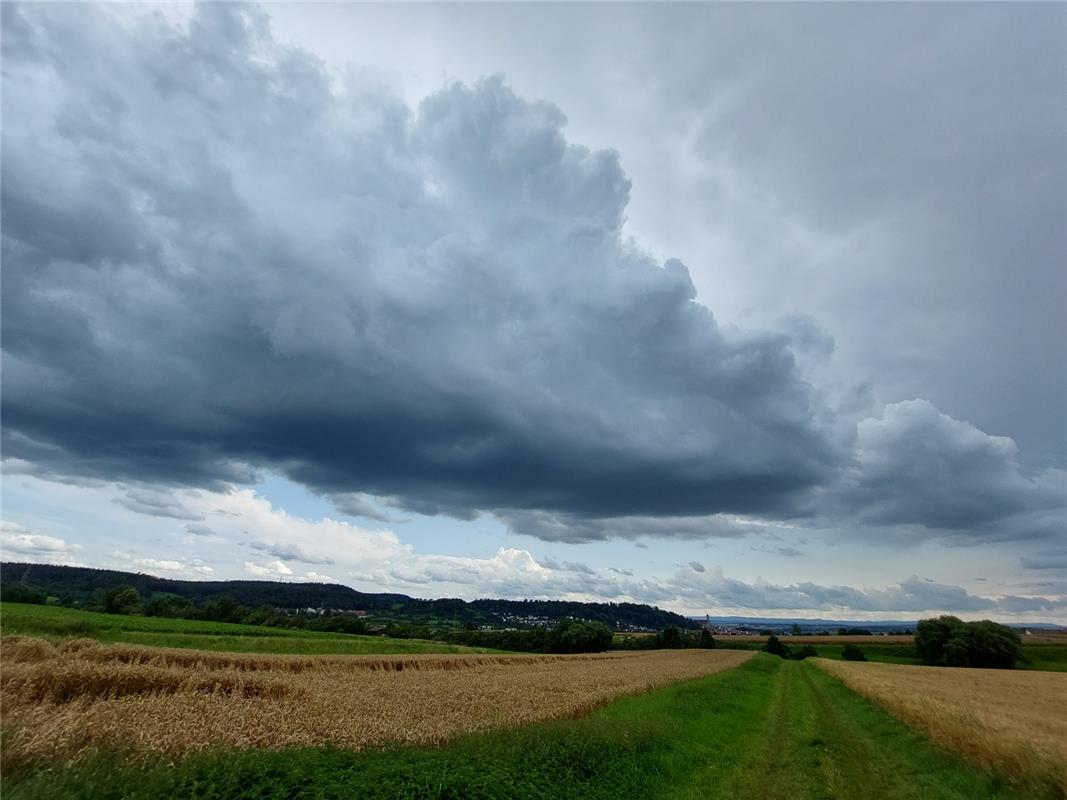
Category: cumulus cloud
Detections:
[
  {"x1": 0, "y1": 521, "x2": 82, "y2": 562},
  {"x1": 1021, "y1": 550, "x2": 1067, "y2": 571},
  {"x1": 1, "y1": 3, "x2": 1061, "y2": 555},
  {"x1": 1, "y1": 3, "x2": 839, "y2": 529},
  {"x1": 118, "y1": 554, "x2": 214, "y2": 577},
  {"x1": 326, "y1": 493, "x2": 393, "y2": 523},
  {"x1": 244, "y1": 560, "x2": 294, "y2": 578},
  {"x1": 751, "y1": 544, "x2": 806, "y2": 558},
  {"x1": 361, "y1": 544, "x2": 1064, "y2": 617},
  {"x1": 661, "y1": 568, "x2": 1065, "y2": 616},
  {"x1": 842, "y1": 400, "x2": 1066, "y2": 541},
  {"x1": 114, "y1": 488, "x2": 205, "y2": 521},
  {"x1": 498, "y1": 510, "x2": 770, "y2": 543},
  {"x1": 249, "y1": 540, "x2": 335, "y2": 565},
  {"x1": 132, "y1": 558, "x2": 182, "y2": 572}
]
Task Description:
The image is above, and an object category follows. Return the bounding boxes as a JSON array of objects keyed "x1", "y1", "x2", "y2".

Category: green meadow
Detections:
[{"x1": 0, "y1": 603, "x2": 493, "y2": 655}]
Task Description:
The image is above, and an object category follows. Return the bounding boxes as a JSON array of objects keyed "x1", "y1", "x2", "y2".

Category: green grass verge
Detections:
[
  {"x1": 1019, "y1": 645, "x2": 1067, "y2": 672},
  {"x1": 2, "y1": 655, "x2": 1052, "y2": 800},
  {"x1": 722, "y1": 639, "x2": 1067, "y2": 671},
  {"x1": 0, "y1": 603, "x2": 493, "y2": 655}
]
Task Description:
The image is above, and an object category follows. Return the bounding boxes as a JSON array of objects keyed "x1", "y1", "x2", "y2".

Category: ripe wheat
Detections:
[
  {"x1": 814, "y1": 657, "x2": 1067, "y2": 792},
  {"x1": 0, "y1": 636, "x2": 751, "y2": 767}
]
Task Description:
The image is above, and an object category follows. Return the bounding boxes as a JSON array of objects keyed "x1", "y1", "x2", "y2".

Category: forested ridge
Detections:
[{"x1": 0, "y1": 562, "x2": 696, "y2": 631}]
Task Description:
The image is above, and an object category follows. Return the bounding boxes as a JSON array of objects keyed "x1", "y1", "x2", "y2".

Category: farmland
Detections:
[
  {"x1": 0, "y1": 603, "x2": 492, "y2": 655},
  {"x1": 0, "y1": 636, "x2": 750, "y2": 766},
  {"x1": 815, "y1": 658, "x2": 1067, "y2": 794},
  {"x1": 2, "y1": 607, "x2": 1065, "y2": 799},
  {"x1": 4, "y1": 652, "x2": 1056, "y2": 800}
]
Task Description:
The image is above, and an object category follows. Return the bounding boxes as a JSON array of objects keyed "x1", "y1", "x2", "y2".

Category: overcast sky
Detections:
[{"x1": 2, "y1": 3, "x2": 1065, "y2": 622}]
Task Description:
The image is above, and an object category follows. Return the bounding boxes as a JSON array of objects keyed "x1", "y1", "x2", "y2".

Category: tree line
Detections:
[{"x1": 0, "y1": 562, "x2": 697, "y2": 632}]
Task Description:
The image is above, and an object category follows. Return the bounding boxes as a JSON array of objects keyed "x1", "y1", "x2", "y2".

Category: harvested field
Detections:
[
  {"x1": 814, "y1": 657, "x2": 1067, "y2": 793},
  {"x1": 0, "y1": 636, "x2": 751, "y2": 767}
]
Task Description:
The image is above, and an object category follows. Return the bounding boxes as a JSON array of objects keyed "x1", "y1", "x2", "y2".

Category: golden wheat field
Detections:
[
  {"x1": 814, "y1": 657, "x2": 1067, "y2": 792},
  {"x1": 0, "y1": 636, "x2": 752, "y2": 766}
]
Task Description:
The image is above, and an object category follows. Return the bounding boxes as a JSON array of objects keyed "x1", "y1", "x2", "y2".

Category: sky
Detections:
[{"x1": 2, "y1": 2, "x2": 1065, "y2": 622}]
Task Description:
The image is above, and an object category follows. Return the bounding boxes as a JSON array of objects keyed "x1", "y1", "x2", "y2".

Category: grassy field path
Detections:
[{"x1": 675, "y1": 659, "x2": 1055, "y2": 800}]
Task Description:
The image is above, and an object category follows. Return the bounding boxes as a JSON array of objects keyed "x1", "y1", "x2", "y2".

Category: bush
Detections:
[
  {"x1": 763, "y1": 635, "x2": 790, "y2": 659},
  {"x1": 383, "y1": 621, "x2": 431, "y2": 640},
  {"x1": 0, "y1": 583, "x2": 47, "y2": 604},
  {"x1": 143, "y1": 594, "x2": 193, "y2": 618},
  {"x1": 657, "y1": 625, "x2": 683, "y2": 649},
  {"x1": 841, "y1": 643, "x2": 867, "y2": 661},
  {"x1": 916, "y1": 616, "x2": 1020, "y2": 669},
  {"x1": 102, "y1": 585, "x2": 141, "y2": 615},
  {"x1": 697, "y1": 628, "x2": 716, "y2": 649},
  {"x1": 549, "y1": 619, "x2": 614, "y2": 653},
  {"x1": 790, "y1": 644, "x2": 819, "y2": 661},
  {"x1": 308, "y1": 614, "x2": 369, "y2": 635}
]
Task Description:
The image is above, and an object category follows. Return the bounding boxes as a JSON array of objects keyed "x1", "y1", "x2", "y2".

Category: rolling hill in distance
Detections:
[{"x1": 0, "y1": 562, "x2": 697, "y2": 631}]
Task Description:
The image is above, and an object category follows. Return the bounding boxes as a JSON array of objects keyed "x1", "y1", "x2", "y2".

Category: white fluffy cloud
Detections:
[{"x1": 1, "y1": 521, "x2": 82, "y2": 563}]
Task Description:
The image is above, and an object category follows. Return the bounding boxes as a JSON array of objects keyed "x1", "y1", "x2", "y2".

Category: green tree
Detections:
[
  {"x1": 763, "y1": 635, "x2": 790, "y2": 659},
  {"x1": 549, "y1": 619, "x2": 613, "y2": 653},
  {"x1": 143, "y1": 593, "x2": 193, "y2": 618},
  {"x1": 657, "y1": 625, "x2": 683, "y2": 649},
  {"x1": 102, "y1": 585, "x2": 141, "y2": 615},
  {"x1": 916, "y1": 616, "x2": 1021, "y2": 669},
  {"x1": 0, "y1": 583, "x2": 47, "y2": 604},
  {"x1": 945, "y1": 620, "x2": 1021, "y2": 669},
  {"x1": 790, "y1": 644, "x2": 819, "y2": 660},
  {"x1": 915, "y1": 616, "x2": 966, "y2": 664},
  {"x1": 308, "y1": 614, "x2": 369, "y2": 635}
]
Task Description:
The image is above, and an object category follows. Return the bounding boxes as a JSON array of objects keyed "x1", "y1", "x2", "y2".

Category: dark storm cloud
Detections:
[
  {"x1": 0, "y1": 3, "x2": 839, "y2": 523},
  {"x1": 1, "y1": 4, "x2": 1063, "y2": 548},
  {"x1": 497, "y1": 510, "x2": 768, "y2": 543},
  {"x1": 1021, "y1": 550, "x2": 1067, "y2": 571},
  {"x1": 840, "y1": 401, "x2": 1066, "y2": 543}
]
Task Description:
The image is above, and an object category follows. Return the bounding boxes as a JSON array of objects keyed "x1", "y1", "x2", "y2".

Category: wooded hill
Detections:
[{"x1": 0, "y1": 562, "x2": 697, "y2": 631}]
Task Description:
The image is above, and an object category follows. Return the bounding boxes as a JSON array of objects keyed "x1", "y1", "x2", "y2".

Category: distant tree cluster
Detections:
[
  {"x1": 80, "y1": 585, "x2": 371, "y2": 634},
  {"x1": 915, "y1": 616, "x2": 1021, "y2": 669},
  {"x1": 0, "y1": 583, "x2": 48, "y2": 605},
  {"x1": 841, "y1": 643, "x2": 867, "y2": 661},
  {"x1": 445, "y1": 619, "x2": 615, "y2": 654},
  {"x1": 762, "y1": 635, "x2": 820, "y2": 661},
  {"x1": 613, "y1": 626, "x2": 716, "y2": 651}
]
